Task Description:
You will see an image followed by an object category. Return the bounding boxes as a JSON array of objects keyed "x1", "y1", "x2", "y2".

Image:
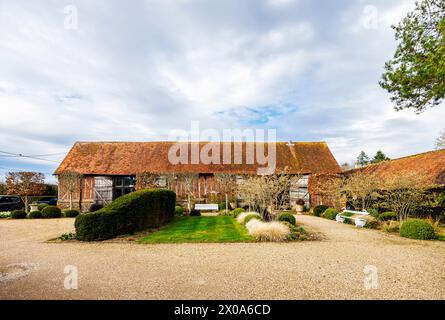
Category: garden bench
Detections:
[
  {"x1": 194, "y1": 204, "x2": 219, "y2": 211},
  {"x1": 336, "y1": 209, "x2": 369, "y2": 228}
]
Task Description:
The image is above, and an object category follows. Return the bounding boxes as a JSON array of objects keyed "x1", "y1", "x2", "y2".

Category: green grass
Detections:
[{"x1": 139, "y1": 216, "x2": 253, "y2": 243}]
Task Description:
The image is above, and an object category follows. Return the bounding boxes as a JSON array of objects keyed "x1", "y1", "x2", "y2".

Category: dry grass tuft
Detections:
[
  {"x1": 382, "y1": 220, "x2": 400, "y2": 233},
  {"x1": 245, "y1": 219, "x2": 290, "y2": 242}
]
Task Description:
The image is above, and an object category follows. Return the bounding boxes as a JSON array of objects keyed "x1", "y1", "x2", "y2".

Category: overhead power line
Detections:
[{"x1": 0, "y1": 150, "x2": 63, "y2": 163}]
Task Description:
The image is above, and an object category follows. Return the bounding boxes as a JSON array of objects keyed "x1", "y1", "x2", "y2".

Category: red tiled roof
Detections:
[
  {"x1": 55, "y1": 141, "x2": 341, "y2": 175},
  {"x1": 345, "y1": 149, "x2": 445, "y2": 186}
]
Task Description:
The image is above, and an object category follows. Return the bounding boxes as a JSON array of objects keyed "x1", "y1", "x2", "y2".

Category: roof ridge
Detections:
[{"x1": 344, "y1": 148, "x2": 445, "y2": 173}]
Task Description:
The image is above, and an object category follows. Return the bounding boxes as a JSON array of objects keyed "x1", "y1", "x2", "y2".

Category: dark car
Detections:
[
  {"x1": 35, "y1": 197, "x2": 58, "y2": 206},
  {"x1": 0, "y1": 195, "x2": 25, "y2": 211}
]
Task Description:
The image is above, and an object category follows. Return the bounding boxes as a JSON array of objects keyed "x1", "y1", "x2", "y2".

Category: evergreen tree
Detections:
[
  {"x1": 356, "y1": 151, "x2": 370, "y2": 167},
  {"x1": 371, "y1": 150, "x2": 390, "y2": 164}
]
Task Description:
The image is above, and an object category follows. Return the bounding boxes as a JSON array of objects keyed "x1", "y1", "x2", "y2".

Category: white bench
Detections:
[
  {"x1": 194, "y1": 203, "x2": 219, "y2": 211},
  {"x1": 336, "y1": 209, "x2": 369, "y2": 228}
]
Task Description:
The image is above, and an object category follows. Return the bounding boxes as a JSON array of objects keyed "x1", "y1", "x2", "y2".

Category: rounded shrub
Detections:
[
  {"x1": 379, "y1": 212, "x2": 398, "y2": 221},
  {"x1": 278, "y1": 212, "x2": 296, "y2": 225},
  {"x1": 322, "y1": 208, "x2": 338, "y2": 220},
  {"x1": 231, "y1": 208, "x2": 245, "y2": 218},
  {"x1": 189, "y1": 209, "x2": 201, "y2": 216},
  {"x1": 313, "y1": 205, "x2": 328, "y2": 217},
  {"x1": 175, "y1": 206, "x2": 184, "y2": 216},
  {"x1": 64, "y1": 209, "x2": 80, "y2": 218},
  {"x1": 11, "y1": 210, "x2": 27, "y2": 219},
  {"x1": 38, "y1": 203, "x2": 49, "y2": 211},
  {"x1": 244, "y1": 213, "x2": 262, "y2": 224},
  {"x1": 28, "y1": 210, "x2": 42, "y2": 219},
  {"x1": 400, "y1": 219, "x2": 436, "y2": 240},
  {"x1": 41, "y1": 206, "x2": 62, "y2": 218}
]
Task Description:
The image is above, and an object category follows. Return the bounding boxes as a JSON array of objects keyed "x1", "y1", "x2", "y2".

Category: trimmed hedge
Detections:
[
  {"x1": 75, "y1": 189, "x2": 176, "y2": 241},
  {"x1": 38, "y1": 203, "x2": 49, "y2": 211},
  {"x1": 400, "y1": 219, "x2": 436, "y2": 240},
  {"x1": 64, "y1": 209, "x2": 80, "y2": 218},
  {"x1": 278, "y1": 212, "x2": 296, "y2": 225},
  {"x1": 313, "y1": 205, "x2": 328, "y2": 217},
  {"x1": 28, "y1": 211, "x2": 42, "y2": 219},
  {"x1": 11, "y1": 210, "x2": 27, "y2": 219},
  {"x1": 379, "y1": 212, "x2": 398, "y2": 221},
  {"x1": 322, "y1": 208, "x2": 338, "y2": 220},
  {"x1": 231, "y1": 208, "x2": 245, "y2": 218},
  {"x1": 175, "y1": 206, "x2": 184, "y2": 216},
  {"x1": 41, "y1": 206, "x2": 62, "y2": 218}
]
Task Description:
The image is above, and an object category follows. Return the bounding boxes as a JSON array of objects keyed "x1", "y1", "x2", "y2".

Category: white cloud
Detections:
[{"x1": 0, "y1": 0, "x2": 443, "y2": 180}]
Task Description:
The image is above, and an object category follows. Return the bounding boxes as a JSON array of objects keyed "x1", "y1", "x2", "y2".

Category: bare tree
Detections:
[
  {"x1": 214, "y1": 173, "x2": 237, "y2": 212},
  {"x1": 342, "y1": 171, "x2": 380, "y2": 211},
  {"x1": 313, "y1": 173, "x2": 344, "y2": 209},
  {"x1": 237, "y1": 170, "x2": 301, "y2": 218},
  {"x1": 176, "y1": 173, "x2": 198, "y2": 212},
  {"x1": 435, "y1": 130, "x2": 445, "y2": 150},
  {"x1": 383, "y1": 172, "x2": 428, "y2": 222},
  {"x1": 5, "y1": 172, "x2": 45, "y2": 213},
  {"x1": 58, "y1": 171, "x2": 83, "y2": 210}
]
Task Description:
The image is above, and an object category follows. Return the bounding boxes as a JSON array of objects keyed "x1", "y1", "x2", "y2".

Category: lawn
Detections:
[{"x1": 139, "y1": 216, "x2": 253, "y2": 243}]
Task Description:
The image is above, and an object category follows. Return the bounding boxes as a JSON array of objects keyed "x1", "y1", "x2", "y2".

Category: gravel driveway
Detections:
[{"x1": 0, "y1": 216, "x2": 444, "y2": 300}]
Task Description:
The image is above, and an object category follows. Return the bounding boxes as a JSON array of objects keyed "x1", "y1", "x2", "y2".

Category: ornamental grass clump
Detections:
[{"x1": 245, "y1": 219, "x2": 290, "y2": 242}]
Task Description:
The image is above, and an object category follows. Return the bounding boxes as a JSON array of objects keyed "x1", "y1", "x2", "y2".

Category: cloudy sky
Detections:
[{"x1": 1, "y1": 0, "x2": 444, "y2": 183}]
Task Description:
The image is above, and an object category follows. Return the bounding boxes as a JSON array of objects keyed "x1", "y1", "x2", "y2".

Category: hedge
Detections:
[
  {"x1": 75, "y1": 189, "x2": 176, "y2": 241},
  {"x1": 313, "y1": 205, "x2": 328, "y2": 217},
  {"x1": 41, "y1": 206, "x2": 62, "y2": 218},
  {"x1": 400, "y1": 219, "x2": 436, "y2": 240},
  {"x1": 278, "y1": 212, "x2": 296, "y2": 225},
  {"x1": 175, "y1": 206, "x2": 184, "y2": 216},
  {"x1": 28, "y1": 211, "x2": 42, "y2": 219},
  {"x1": 11, "y1": 210, "x2": 27, "y2": 219},
  {"x1": 38, "y1": 203, "x2": 49, "y2": 211},
  {"x1": 244, "y1": 213, "x2": 262, "y2": 224},
  {"x1": 322, "y1": 208, "x2": 338, "y2": 220},
  {"x1": 231, "y1": 208, "x2": 245, "y2": 218},
  {"x1": 64, "y1": 210, "x2": 80, "y2": 218}
]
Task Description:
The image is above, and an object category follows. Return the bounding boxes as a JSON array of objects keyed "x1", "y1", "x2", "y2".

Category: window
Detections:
[
  {"x1": 0, "y1": 197, "x2": 9, "y2": 203},
  {"x1": 113, "y1": 176, "x2": 135, "y2": 199}
]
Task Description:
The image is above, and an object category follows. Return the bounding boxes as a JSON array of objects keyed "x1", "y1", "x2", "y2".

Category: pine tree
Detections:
[
  {"x1": 371, "y1": 150, "x2": 390, "y2": 164},
  {"x1": 356, "y1": 151, "x2": 370, "y2": 167}
]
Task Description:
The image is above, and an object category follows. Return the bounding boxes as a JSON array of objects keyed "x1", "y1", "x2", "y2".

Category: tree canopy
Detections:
[
  {"x1": 356, "y1": 151, "x2": 370, "y2": 167},
  {"x1": 435, "y1": 130, "x2": 445, "y2": 149},
  {"x1": 371, "y1": 150, "x2": 390, "y2": 163},
  {"x1": 380, "y1": 0, "x2": 445, "y2": 113}
]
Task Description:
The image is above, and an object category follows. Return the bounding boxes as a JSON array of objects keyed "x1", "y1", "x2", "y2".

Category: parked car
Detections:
[
  {"x1": 35, "y1": 197, "x2": 58, "y2": 206},
  {"x1": 0, "y1": 195, "x2": 25, "y2": 211}
]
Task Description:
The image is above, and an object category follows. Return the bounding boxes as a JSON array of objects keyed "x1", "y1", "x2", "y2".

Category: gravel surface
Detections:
[{"x1": 0, "y1": 216, "x2": 444, "y2": 300}]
